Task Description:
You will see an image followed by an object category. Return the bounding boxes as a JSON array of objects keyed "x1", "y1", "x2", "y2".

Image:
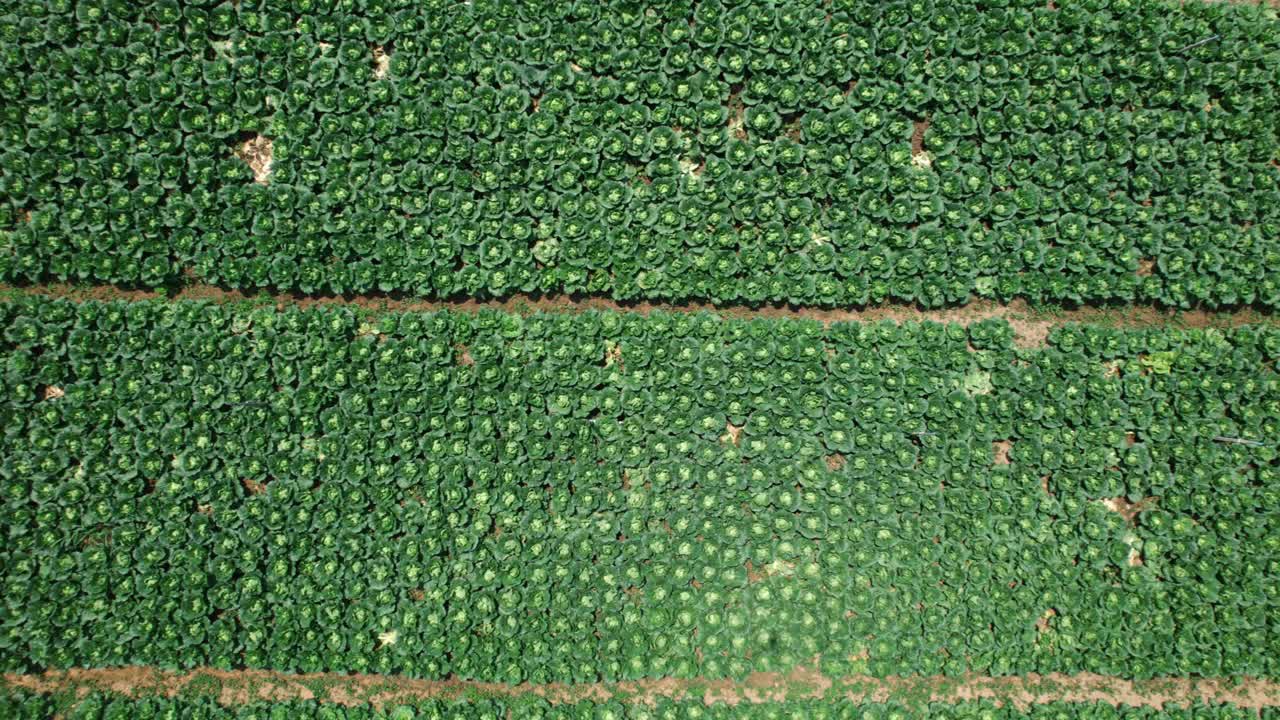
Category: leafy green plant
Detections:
[
  {"x1": 1, "y1": 297, "x2": 1277, "y2": 684},
  {"x1": 1, "y1": 0, "x2": 1278, "y2": 308}
]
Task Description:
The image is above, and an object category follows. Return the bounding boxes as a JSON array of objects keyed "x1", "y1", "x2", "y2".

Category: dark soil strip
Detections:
[
  {"x1": 1199, "y1": 0, "x2": 1280, "y2": 8},
  {"x1": 1, "y1": 282, "x2": 1275, "y2": 349},
  {"x1": 5, "y1": 666, "x2": 1280, "y2": 710},
  {"x1": 911, "y1": 116, "x2": 930, "y2": 158}
]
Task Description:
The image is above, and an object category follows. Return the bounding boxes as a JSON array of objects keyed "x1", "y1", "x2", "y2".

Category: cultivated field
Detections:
[{"x1": 1, "y1": 0, "x2": 1278, "y2": 717}]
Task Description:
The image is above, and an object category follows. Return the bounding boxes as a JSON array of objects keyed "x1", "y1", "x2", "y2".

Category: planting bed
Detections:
[
  {"x1": 1, "y1": 298, "x2": 1277, "y2": 686},
  {"x1": 3, "y1": 0, "x2": 1280, "y2": 715},
  {"x1": 2, "y1": 0, "x2": 1279, "y2": 306}
]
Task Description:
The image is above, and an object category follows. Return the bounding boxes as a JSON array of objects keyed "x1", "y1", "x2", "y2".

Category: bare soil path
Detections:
[
  {"x1": 5, "y1": 665, "x2": 1280, "y2": 711},
  {"x1": 2, "y1": 283, "x2": 1274, "y2": 349}
]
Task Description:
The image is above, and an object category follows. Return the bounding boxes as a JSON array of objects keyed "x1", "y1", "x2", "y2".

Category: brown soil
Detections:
[
  {"x1": 240, "y1": 478, "x2": 266, "y2": 495},
  {"x1": 910, "y1": 118, "x2": 929, "y2": 156},
  {"x1": 1100, "y1": 496, "x2": 1158, "y2": 524},
  {"x1": 455, "y1": 344, "x2": 474, "y2": 366},
  {"x1": 7, "y1": 666, "x2": 1280, "y2": 711},
  {"x1": 726, "y1": 93, "x2": 747, "y2": 140},
  {"x1": 1136, "y1": 259, "x2": 1155, "y2": 277},
  {"x1": 743, "y1": 558, "x2": 794, "y2": 585},
  {"x1": 1006, "y1": 316, "x2": 1053, "y2": 349},
  {"x1": 39, "y1": 385, "x2": 64, "y2": 400},
  {"x1": 825, "y1": 453, "x2": 846, "y2": 471},
  {"x1": 1035, "y1": 608, "x2": 1057, "y2": 633},
  {"x1": 911, "y1": 117, "x2": 932, "y2": 169},
  {"x1": 1, "y1": 284, "x2": 1275, "y2": 351},
  {"x1": 992, "y1": 440, "x2": 1013, "y2": 465},
  {"x1": 722, "y1": 421, "x2": 743, "y2": 446},
  {"x1": 843, "y1": 672, "x2": 1280, "y2": 712},
  {"x1": 371, "y1": 45, "x2": 390, "y2": 79},
  {"x1": 233, "y1": 135, "x2": 274, "y2": 185}
]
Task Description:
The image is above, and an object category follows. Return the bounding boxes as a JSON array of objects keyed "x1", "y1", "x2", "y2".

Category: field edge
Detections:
[
  {"x1": 2, "y1": 282, "x2": 1277, "y2": 350},
  {"x1": 5, "y1": 666, "x2": 1280, "y2": 711}
]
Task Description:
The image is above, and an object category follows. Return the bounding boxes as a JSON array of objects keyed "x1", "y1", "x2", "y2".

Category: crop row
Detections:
[
  {"x1": 1, "y1": 689, "x2": 1275, "y2": 720},
  {"x1": 2, "y1": 297, "x2": 1277, "y2": 681},
  {"x1": 2, "y1": 0, "x2": 1279, "y2": 307}
]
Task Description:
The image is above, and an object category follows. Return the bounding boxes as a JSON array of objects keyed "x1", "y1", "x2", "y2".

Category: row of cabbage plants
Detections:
[
  {"x1": 0, "y1": 690, "x2": 1272, "y2": 720},
  {"x1": 1, "y1": 298, "x2": 1278, "y2": 680},
  {"x1": 2, "y1": 0, "x2": 1278, "y2": 306}
]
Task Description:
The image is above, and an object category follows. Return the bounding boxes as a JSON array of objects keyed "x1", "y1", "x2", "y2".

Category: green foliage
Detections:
[
  {"x1": 1, "y1": 1, "x2": 1279, "y2": 307},
  {"x1": 0, "y1": 689, "x2": 1268, "y2": 720},
  {"x1": 1140, "y1": 350, "x2": 1178, "y2": 375},
  {"x1": 1, "y1": 298, "x2": 1278, "y2": 682}
]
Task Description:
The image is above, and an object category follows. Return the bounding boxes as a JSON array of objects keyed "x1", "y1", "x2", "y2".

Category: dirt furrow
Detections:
[
  {"x1": 2, "y1": 283, "x2": 1275, "y2": 348},
  {"x1": 5, "y1": 666, "x2": 1280, "y2": 710}
]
